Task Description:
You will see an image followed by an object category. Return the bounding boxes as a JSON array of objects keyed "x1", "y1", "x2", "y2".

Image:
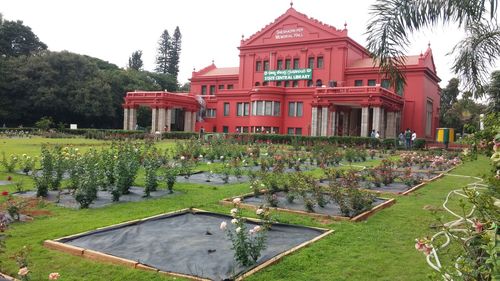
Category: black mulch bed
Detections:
[
  {"x1": 177, "y1": 172, "x2": 250, "y2": 185},
  {"x1": 242, "y1": 191, "x2": 387, "y2": 217},
  {"x1": 60, "y1": 211, "x2": 328, "y2": 280},
  {"x1": 14, "y1": 187, "x2": 180, "y2": 209}
]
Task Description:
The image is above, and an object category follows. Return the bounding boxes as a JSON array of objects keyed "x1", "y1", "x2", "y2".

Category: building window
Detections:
[
  {"x1": 396, "y1": 78, "x2": 404, "y2": 96},
  {"x1": 284, "y1": 81, "x2": 290, "y2": 87},
  {"x1": 222, "y1": 126, "x2": 229, "y2": 133},
  {"x1": 205, "y1": 108, "x2": 216, "y2": 118},
  {"x1": 295, "y1": 128, "x2": 302, "y2": 135},
  {"x1": 227, "y1": 84, "x2": 234, "y2": 89},
  {"x1": 288, "y1": 102, "x2": 303, "y2": 117},
  {"x1": 252, "y1": 101, "x2": 280, "y2": 116},
  {"x1": 255, "y1": 82, "x2": 260, "y2": 86},
  {"x1": 223, "y1": 102, "x2": 230, "y2": 116},
  {"x1": 201, "y1": 85, "x2": 207, "y2": 95},
  {"x1": 354, "y1": 80, "x2": 363, "y2": 86},
  {"x1": 263, "y1": 60, "x2": 269, "y2": 71},
  {"x1": 237, "y1": 102, "x2": 250, "y2": 116},
  {"x1": 256, "y1": 61, "x2": 262, "y2": 72},
  {"x1": 316, "y1": 79, "x2": 323, "y2": 87},
  {"x1": 287, "y1": 128, "x2": 294, "y2": 135},
  {"x1": 426, "y1": 100, "x2": 433, "y2": 136},
  {"x1": 210, "y1": 85, "x2": 216, "y2": 95},
  {"x1": 381, "y1": 79, "x2": 390, "y2": 89},
  {"x1": 285, "y1": 59, "x2": 291, "y2": 69},
  {"x1": 308, "y1": 57, "x2": 314, "y2": 69},
  {"x1": 317, "y1": 56, "x2": 324, "y2": 68},
  {"x1": 368, "y1": 79, "x2": 376, "y2": 86},
  {"x1": 307, "y1": 80, "x2": 313, "y2": 87},
  {"x1": 293, "y1": 58, "x2": 300, "y2": 69},
  {"x1": 218, "y1": 85, "x2": 224, "y2": 90},
  {"x1": 276, "y1": 81, "x2": 282, "y2": 87},
  {"x1": 277, "y1": 59, "x2": 283, "y2": 70},
  {"x1": 293, "y1": 80, "x2": 299, "y2": 87}
]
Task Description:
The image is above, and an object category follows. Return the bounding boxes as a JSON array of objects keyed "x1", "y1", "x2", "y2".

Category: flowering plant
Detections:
[
  {"x1": 162, "y1": 162, "x2": 179, "y2": 193},
  {"x1": 220, "y1": 199, "x2": 269, "y2": 267},
  {"x1": 0, "y1": 152, "x2": 18, "y2": 173},
  {"x1": 142, "y1": 148, "x2": 162, "y2": 197}
]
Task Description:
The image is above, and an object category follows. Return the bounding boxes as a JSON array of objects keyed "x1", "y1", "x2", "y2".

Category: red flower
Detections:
[
  {"x1": 7, "y1": 176, "x2": 12, "y2": 181},
  {"x1": 1, "y1": 191, "x2": 8, "y2": 196},
  {"x1": 474, "y1": 221, "x2": 484, "y2": 233}
]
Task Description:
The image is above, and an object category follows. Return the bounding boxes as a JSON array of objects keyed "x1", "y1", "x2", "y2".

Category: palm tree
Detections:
[{"x1": 366, "y1": 0, "x2": 499, "y2": 98}]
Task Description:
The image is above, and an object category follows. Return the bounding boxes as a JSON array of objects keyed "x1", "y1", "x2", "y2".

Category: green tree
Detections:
[
  {"x1": 155, "y1": 30, "x2": 171, "y2": 74},
  {"x1": 366, "y1": 0, "x2": 500, "y2": 97},
  {"x1": 168, "y1": 26, "x2": 182, "y2": 80},
  {"x1": 128, "y1": 50, "x2": 143, "y2": 71},
  {"x1": 485, "y1": 70, "x2": 500, "y2": 113},
  {"x1": 0, "y1": 16, "x2": 47, "y2": 57},
  {"x1": 440, "y1": 78, "x2": 460, "y2": 128}
]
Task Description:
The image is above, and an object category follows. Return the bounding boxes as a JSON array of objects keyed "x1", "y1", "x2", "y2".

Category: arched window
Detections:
[{"x1": 316, "y1": 79, "x2": 323, "y2": 87}]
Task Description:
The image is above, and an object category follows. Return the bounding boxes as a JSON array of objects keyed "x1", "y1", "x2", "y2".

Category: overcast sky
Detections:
[{"x1": 1, "y1": 0, "x2": 498, "y2": 88}]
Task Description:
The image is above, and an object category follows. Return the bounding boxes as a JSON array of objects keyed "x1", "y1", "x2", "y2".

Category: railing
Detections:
[{"x1": 315, "y1": 86, "x2": 402, "y2": 99}]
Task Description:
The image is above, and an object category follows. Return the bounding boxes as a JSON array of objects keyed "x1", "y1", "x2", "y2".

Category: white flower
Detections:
[
  {"x1": 18, "y1": 267, "x2": 29, "y2": 276},
  {"x1": 220, "y1": 155, "x2": 225, "y2": 159},
  {"x1": 233, "y1": 197, "x2": 242, "y2": 204},
  {"x1": 231, "y1": 218, "x2": 238, "y2": 224},
  {"x1": 230, "y1": 208, "x2": 238, "y2": 216},
  {"x1": 199, "y1": 155, "x2": 203, "y2": 158},
  {"x1": 180, "y1": 156, "x2": 185, "y2": 160},
  {"x1": 235, "y1": 227, "x2": 241, "y2": 233},
  {"x1": 220, "y1": 221, "x2": 227, "y2": 230},
  {"x1": 207, "y1": 161, "x2": 212, "y2": 165},
  {"x1": 252, "y1": 225, "x2": 261, "y2": 232},
  {"x1": 256, "y1": 208, "x2": 264, "y2": 215}
]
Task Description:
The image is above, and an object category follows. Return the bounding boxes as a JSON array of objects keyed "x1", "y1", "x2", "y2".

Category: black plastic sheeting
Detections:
[
  {"x1": 15, "y1": 187, "x2": 180, "y2": 209},
  {"x1": 60, "y1": 211, "x2": 326, "y2": 280},
  {"x1": 243, "y1": 192, "x2": 387, "y2": 217}
]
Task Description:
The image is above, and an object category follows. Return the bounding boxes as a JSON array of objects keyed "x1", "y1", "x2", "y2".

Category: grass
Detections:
[{"x1": 0, "y1": 137, "x2": 490, "y2": 281}]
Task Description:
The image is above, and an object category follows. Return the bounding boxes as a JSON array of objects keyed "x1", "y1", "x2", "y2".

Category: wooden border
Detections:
[
  {"x1": 44, "y1": 208, "x2": 331, "y2": 281},
  {"x1": 220, "y1": 193, "x2": 395, "y2": 222}
]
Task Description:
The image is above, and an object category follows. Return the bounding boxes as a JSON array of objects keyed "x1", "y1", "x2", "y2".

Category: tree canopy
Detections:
[
  {"x1": 128, "y1": 50, "x2": 143, "y2": 71},
  {"x1": 366, "y1": 0, "x2": 499, "y2": 97},
  {"x1": 0, "y1": 14, "x2": 47, "y2": 57}
]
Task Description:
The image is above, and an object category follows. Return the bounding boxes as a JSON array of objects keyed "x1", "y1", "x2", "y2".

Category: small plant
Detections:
[
  {"x1": 113, "y1": 142, "x2": 141, "y2": 200},
  {"x1": 13, "y1": 246, "x2": 30, "y2": 281},
  {"x1": 369, "y1": 149, "x2": 377, "y2": 160},
  {"x1": 19, "y1": 154, "x2": 36, "y2": 175},
  {"x1": 163, "y1": 163, "x2": 179, "y2": 193},
  {"x1": 1, "y1": 152, "x2": 18, "y2": 172},
  {"x1": 250, "y1": 179, "x2": 264, "y2": 197},
  {"x1": 142, "y1": 149, "x2": 162, "y2": 197},
  {"x1": 217, "y1": 164, "x2": 232, "y2": 184},
  {"x1": 73, "y1": 149, "x2": 102, "y2": 209},
  {"x1": 220, "y1": 199, "x2": 269, "y2": 267},
  {"x1": 179, "y1": 156, "x2": 194, "y2": 179},
  {"x1": 265, "y1": 192, "x2": 279, "y2": 207}
]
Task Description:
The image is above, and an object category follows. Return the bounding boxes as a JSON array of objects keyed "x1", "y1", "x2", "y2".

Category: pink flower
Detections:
[
  {"x1": 474, "y1": 221, "x2": 484, "y2": 233},
  {"x1": 220, "y1": 221, "x2": 227, "y2": 230},
  {"x1": 252, "y1": 225, "x2": 261, "y2": 233},
  {"x1": 18, "y1": 267, "x2": 29, "y2": 276},
  {"x1": 49, "y1": 272, "x2": 60, "y2": 280},
  {"x1": 232, "y1": 197, "x2": 241, "y2": 204},
  {"x1": 423, "y1": 244, "x2": 433, "y2": 256},
  {"x1": 256, "y1": 208, "x2": 264, "y2": 215},
  {"x1": 414, "y1": 239, "x2": 425, "y2": 251}
]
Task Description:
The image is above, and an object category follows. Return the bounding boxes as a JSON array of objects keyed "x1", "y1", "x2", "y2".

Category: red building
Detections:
[{"x1": 123, "y1": 6, "x2": 440, "y2": 139}]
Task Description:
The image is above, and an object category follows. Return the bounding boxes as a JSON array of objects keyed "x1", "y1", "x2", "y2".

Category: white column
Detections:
[
  {"x1": 386, "y1": 111, "x2": 397, "y2": 138},
  {"x1": 123, "y1": 108, "x2": 129, "y2": 130},
  {"x1": 166, "y1": 108, "x2": 172, "y2": 132},
  {"x1": 151, "y1": 108, "x2": 158, "y2": 133},
  {"x1": 191, "y1": 111, "x2": 196, "y2": 132},
  {"x1": 330, "y1": 111, "x2": 336, "y2": 136},
  {"x1": 361, "y1": 107, "x2": 369, "y2": 137},
  {"x1": 372, "y1": 107, "x2": 381, "y2": 134},
  {"x1": 311, "y1": 107, "x2": 318, "y2": 136},
  {"x1": 129, "y1": 108, "x2": 136, "y2": 130},
  {"x1": 321, "y1": 107, "x2": 328, "y2": 136},
  {"x1": 184, "y1": 111, "x2": 191, "y2": 132},
  {"x1": 158, "y1": 108, "x2": 166, "y2": 132}
]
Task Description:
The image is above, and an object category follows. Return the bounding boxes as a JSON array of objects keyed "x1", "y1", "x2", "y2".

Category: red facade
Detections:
[{"x1": 124, "y1": 7, "x2": 440, "y2": 139}]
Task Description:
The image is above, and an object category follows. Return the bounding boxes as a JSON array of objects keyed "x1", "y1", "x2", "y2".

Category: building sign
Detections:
[
  {"x1": 264, "y1": 68, "x2": 312, "y2": 81},
  {"x1": 275, "y1": 27, "x2": 304, "y2": 39}
]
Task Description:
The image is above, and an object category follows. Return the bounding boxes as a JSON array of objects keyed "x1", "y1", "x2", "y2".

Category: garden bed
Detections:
[
  {"x1": 15, "y1": 187, "x2": 180, "y2": 209},
  {"x1": 176, "y1": 172, "x2": 249, "y2": 185},
  {"x1": 44, "y1": 209, "x2": 332, "y2": 281},
  {"x1": 221, "y1": 192, "x2": 395, "y2": 222}
]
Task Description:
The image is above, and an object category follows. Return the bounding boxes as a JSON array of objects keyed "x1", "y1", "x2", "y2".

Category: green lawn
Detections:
[{"x1": 0, "y1": 137, "x2": 488, "y2": 281}]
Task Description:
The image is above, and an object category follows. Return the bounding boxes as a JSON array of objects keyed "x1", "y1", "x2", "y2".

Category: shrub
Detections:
[
  {"x1": 413, "y1": 138, "x2": 426, "y2": 149},
  {"x1": 1, "y1": 152, "x2": 18, "y2": 173}
]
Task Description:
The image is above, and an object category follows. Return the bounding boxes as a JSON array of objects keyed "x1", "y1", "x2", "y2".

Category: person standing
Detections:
[
  {"x1": 398, "y1": 132, "x2": 405, "y2": 147},
  {"x1": 405, "y1": 128, "x2": 412, "y2": 149},
  {"x1": 411, "y1": 130, "x2": 417, "y2": 148}
]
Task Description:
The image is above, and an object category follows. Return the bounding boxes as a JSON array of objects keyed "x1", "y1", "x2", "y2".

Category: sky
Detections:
[{"x1": 1, "y1": 0, "x2": 498, "y2": 88}]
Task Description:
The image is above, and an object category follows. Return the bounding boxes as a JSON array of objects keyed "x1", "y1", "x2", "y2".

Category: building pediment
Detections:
[{"x1": 240, "y1": 8, "x2": 347, "y2": 49}]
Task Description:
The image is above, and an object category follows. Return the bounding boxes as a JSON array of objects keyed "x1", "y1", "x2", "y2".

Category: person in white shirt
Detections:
[{"x1": 411, "y1": 131, "x2": 417, "y2": 148}]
